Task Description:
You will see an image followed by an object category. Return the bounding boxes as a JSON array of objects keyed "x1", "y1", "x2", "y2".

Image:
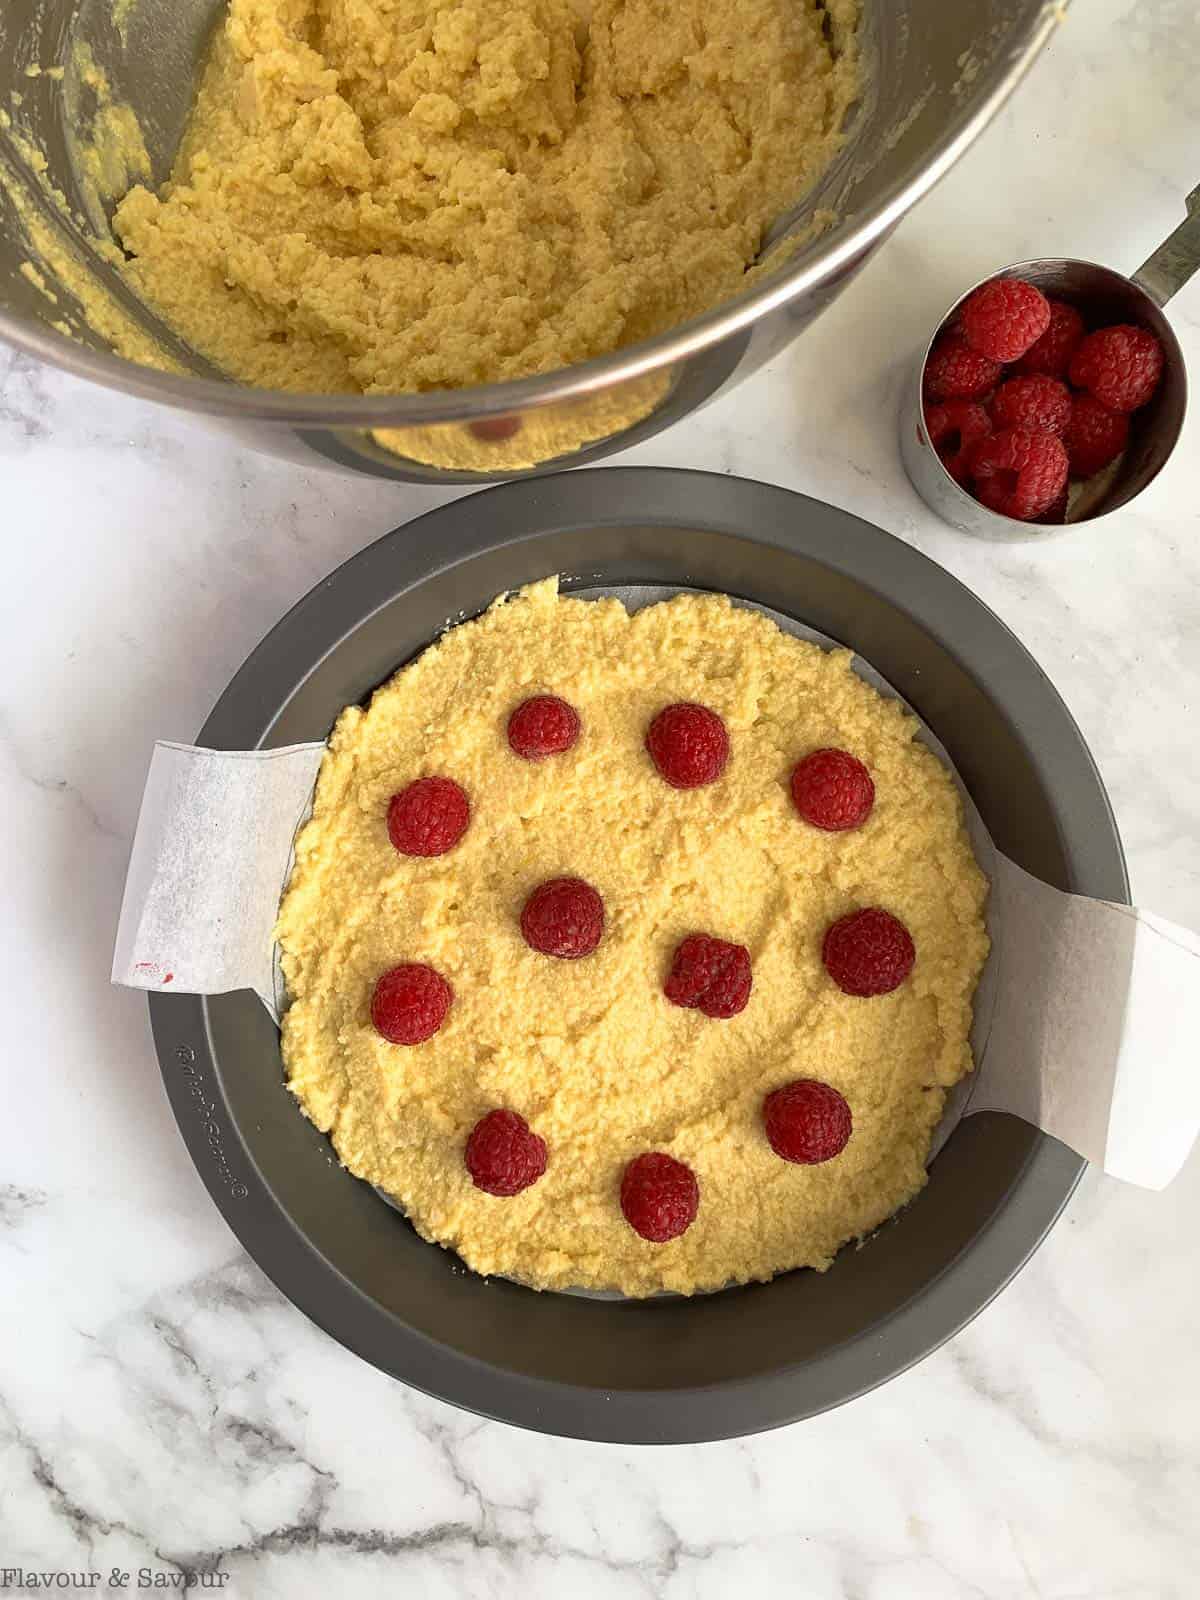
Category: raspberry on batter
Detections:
[
  {"x1": 371, "y1": 963, "x2": 453, "y2": 1045},
  {"x1": 790, "y1": 748, "x2": 875, "y2": 831},
  {"x1": 520, "y1": 877, "x2": 605, "y2": 959},
  {"x1": 620, "y1": 1152, "x2": 699, "y2": 1242},
  {"x1": 387, "y1": 776, "x2": 470, "y2": 857},
  {"x1": 465, "y1": 1109, "x2": 547, "y2": 1196},
  {"x1": 664, "y1": 934, "x2": 752, "y2": 1018},
  {"x1": 507, "y1": 694, "x2": 581, "y2": 759},
  {"x1": 645, "y1": 702, "x2": 729, "y2": 788},
  {"x1": 763, "y1": 1079, "x2": 852, "y2": 1164},
  {"x1": 470, "y1": 415, "x2": 523, "y2": 443},
  {"x1": 822, "y1": 907, "x2": 915, "y2": 997}
]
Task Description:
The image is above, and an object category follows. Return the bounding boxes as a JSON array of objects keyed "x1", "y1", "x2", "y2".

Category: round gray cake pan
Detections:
[{"x1": 147, "y1": 468, "x2": 1126, "y2": 1444}]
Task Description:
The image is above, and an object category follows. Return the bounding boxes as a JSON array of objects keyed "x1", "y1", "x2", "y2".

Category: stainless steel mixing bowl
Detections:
[{"x1": 0, "y1": 0, "x2": 1066, "y2": 483}]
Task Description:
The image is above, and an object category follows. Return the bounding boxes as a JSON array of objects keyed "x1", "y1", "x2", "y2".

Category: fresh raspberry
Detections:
[
  {"x1": 1043, "y1": 483, "x2": 1070, "y2": 525},
  {"x1": 969, "y1": 427, "x2": 1069, "y2": 522},
  {"x1": 1015, "y1": 298, "x2": 1085, "y2": 378},
  {"x1": 520, "y1": 876, "x2": 604, "y2": 959},
  {"x1": 619, "y1": 1152, "x2": 699, "y2": 1242},
  {"x1": 1069, "y1": 324, "x2": 1164, "y2": 413},
  {"x1": 371, "y1": 963, "x2": 453, "y2": 1045},
  {"x1": 822, "y1": 907, "x2": 915, "y2": 997},
  {"x1": 923, "y1": 399, "x2": 992, "y2": 485},
  {"x1": 1063, "y1": 393, "x2": 1129, "y2": 478},
  {"x1": 923, "y1": 335, "x2": 1002, "y2": 402},
  {"x1": 465, "y1": 1109, "x2": 547, "y2": 1196},
  {"x1": 387, "y1": 777, "x2": 470, "y2": 857},
  {"x1": 989, "y1": 375, "x2": 1071, "y2": 436},
  {"x1": 507, "y1": 694, "x2": 581, "y2": 760},
  {"x1": 959, "y1": 277, "x2": 1051, "y2": 362},
  {"x1": 763, "y1": 1079, "x2": 853, "y2": 1164},
  {"x1": 469, "y1": 415, "x2": 522, "y2": 442},
  {"x1": 664, "y1": 934, "x2": 752, "y2": 1019},
  {"x1": 790, "y1": 748, "x2": 875, "y2": 831},
  {"x1": 645, "y1": 702, "x2": 729, "y2": 789}
]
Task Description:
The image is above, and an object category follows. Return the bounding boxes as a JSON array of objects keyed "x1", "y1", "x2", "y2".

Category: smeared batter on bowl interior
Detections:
[
  {"x1": 276, "y1": 581, "x2": 989, "y2": 1297},
  {"x1": 109, "y1": 0, "x2": 859, "y2": 393}
]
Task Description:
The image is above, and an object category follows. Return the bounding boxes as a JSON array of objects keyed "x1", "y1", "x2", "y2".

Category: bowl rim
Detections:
[
  {"x1": 1, "y1": 4, "x2": 1064, "y2": 426},
  {"x1": 147, "y1": 467, "x2": 1124, "y2": 1442}
]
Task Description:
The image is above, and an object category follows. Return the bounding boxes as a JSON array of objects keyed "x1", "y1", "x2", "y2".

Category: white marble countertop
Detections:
[{"x1": 2, "y1": 2, "x2": 1198, "y2": 1593}]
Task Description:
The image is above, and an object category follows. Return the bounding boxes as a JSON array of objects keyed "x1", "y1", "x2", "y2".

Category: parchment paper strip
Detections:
[
  {"x1": 112, "y1": 741, "x2": 324, "y2": 1010},
  {"x1": 972, "y1": 857, "x2": 1200, "y2": 1189}
]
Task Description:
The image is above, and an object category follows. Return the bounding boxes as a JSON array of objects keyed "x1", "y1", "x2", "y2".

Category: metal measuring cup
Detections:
[{"x1": 901, "y1": 185, "x2": 1200, "y2": 539}]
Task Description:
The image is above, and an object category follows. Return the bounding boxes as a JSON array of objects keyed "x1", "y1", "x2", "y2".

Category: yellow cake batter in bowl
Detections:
[
  {"x1": 275, "y1": 580, "x2": 989, "y2": 1297},
  {"x1": 0, "y1": 0, "x2": 1069, "y2": 488},
  {"x1": 108, "y1": 0, "x2": 860, "y2": 395}
]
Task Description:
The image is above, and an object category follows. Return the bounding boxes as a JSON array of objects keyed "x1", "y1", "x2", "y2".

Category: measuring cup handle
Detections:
[{"x1": 1132, "y1": 184, "x2": 1200, "y2": 308}]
